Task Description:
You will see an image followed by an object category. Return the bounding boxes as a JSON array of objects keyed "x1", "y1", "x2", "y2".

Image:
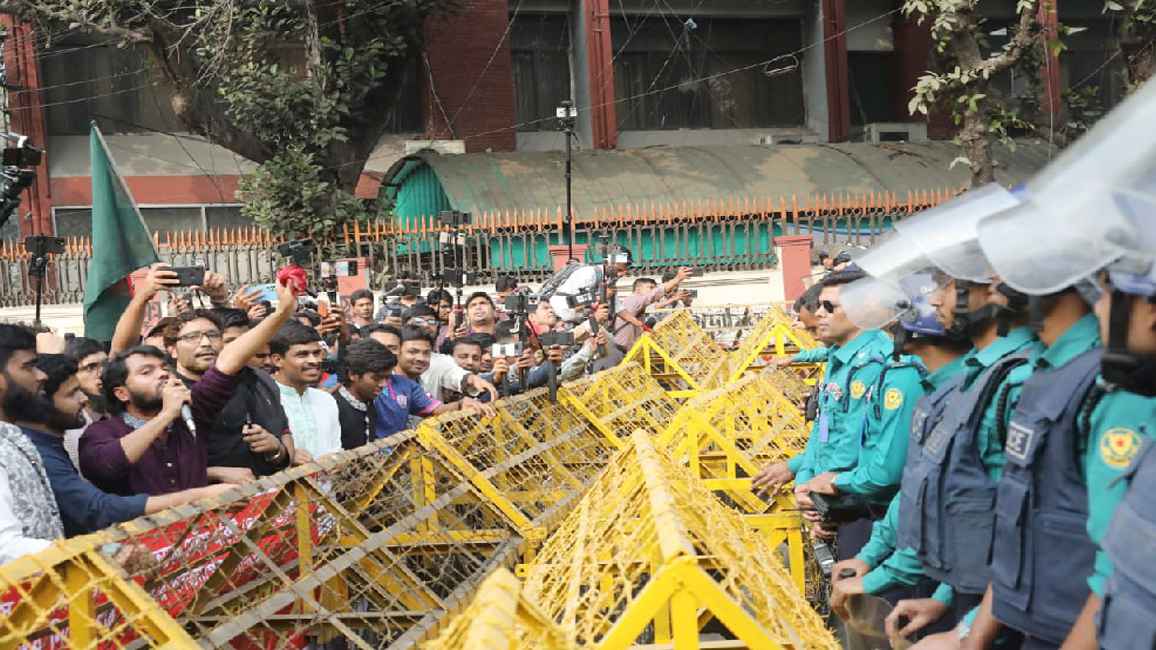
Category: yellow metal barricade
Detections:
[
  {"x1": 415, "y1": 387, "x2": 619, "y2": 546},
  {"x1": 623, "y1": 308, "x2": 729, "y2": 396},
  {"x1": 423, "y1": 567, "x2": 573, "y2": 650},
  {"x1": 0, "y1": 434, "x2": 525, "y2": 649},
  {"x1": 558, "y1": 361, "x2": 682, "y2": 447},
  {"x1": 719, "y1": 306, "x2": 824, "y2": 386},
  {"x1": 656, "y1": 372, "x2": 810, "y2": 590},
  {"x1": 520, "y1": 431, "x2": 838, "y2": 650}
]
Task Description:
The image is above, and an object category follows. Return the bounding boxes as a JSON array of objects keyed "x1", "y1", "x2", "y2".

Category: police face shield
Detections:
[
  {"x1": 893, "y1": 184, "x2": 1020, "y2": 284},
  {"x1": 840, "y1": 276, "x2": 911, "y2": 330},
  {"x1": 977, "y1": 78, "x2": 1156, "y2": 296}
]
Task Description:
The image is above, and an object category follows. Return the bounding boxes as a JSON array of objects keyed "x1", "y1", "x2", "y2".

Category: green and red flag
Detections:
[{"x1": 82, "y1": 124, "x2": 159, "y2": 340}]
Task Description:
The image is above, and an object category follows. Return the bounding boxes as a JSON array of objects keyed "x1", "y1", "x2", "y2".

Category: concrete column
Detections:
[
  {"x1": 1, "y1": 15, "x2": 53, "y2": 236},
  {"x1": 803, "y1": 1, "x2": 830, "y2": 141},
  {"x1": 581, "y1": 0, "x2": 617, "y2": 149},
  {"x1": 775, "y1": 235, "x2": 815, "y2": 302},
  {"x1": 821, "y1": 0, "x2": 850, "y2": 142}
]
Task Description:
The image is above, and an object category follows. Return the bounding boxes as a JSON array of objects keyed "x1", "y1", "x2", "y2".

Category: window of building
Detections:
[
  {"x1": 53, "y1": 205, "x2": 214, "y2": 236},
  {"x1": 1060, "y1": 19, "x2": 1127, "y2": 113},
  {"x1": 511, "y1": 14, "x2": 573, "y2": 131},
  {"x1": 611, "y1": 16, "x2": 804, "y2": 130},
  {"x1": 41, "y1": 44, "x2": 182, "y2": 136},
  {"x1": 848, "y1": 52, "x2": 900, "y2": 125},
  {"x1": 42, "y1": 41, "x2": 421, "y2": 136}
]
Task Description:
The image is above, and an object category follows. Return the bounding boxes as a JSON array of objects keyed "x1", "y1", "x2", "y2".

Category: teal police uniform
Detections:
[
  {"x1": 857, "y1": 354, "x2": 971, "y2": 598},
  {"x1": 833, "y1": 353, "x2": 928, "y2": 504},
  {"x1": 1082, "y1": 389, "x2": 1156, "y2": 596},
  {"x1": 787, "y1": 329, "x2": 892, "y2": 484}
]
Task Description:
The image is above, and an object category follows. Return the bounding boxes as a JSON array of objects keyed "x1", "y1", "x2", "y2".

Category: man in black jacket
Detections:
[{"x1": 335, "y1": 339, "x2": 395, "y2": 450}]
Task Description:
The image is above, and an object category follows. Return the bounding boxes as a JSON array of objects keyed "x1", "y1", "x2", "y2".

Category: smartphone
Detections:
[
  {"x1": 491, "y1": 342, "x2": 522, "y2": 358},
  {"x1": 171, "y1": 266, "x2": 206, "y2": 287},
  {"x1": 539, "y1": 331, "x2": 575, "y2": 347}
]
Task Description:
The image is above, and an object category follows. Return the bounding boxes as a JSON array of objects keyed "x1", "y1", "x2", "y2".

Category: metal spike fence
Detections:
[
  {"x1": 0, "y1": 327, "x2": 820, "y2": 648},
  {"x1": 1, "y1": 188, "x2": 959, "y2": 307}
]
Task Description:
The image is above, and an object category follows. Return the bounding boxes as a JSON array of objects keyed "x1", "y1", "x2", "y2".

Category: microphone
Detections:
[{"x1": 180, "y1": 404, "x2": 197, "y2": 439}]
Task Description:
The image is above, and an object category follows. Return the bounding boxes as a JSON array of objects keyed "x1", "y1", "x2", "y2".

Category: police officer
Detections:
[
  {"x1": 753, "y1": 268, "x2": 896, "y2": 559},
  {"x1": 953, "y1": 77, "x2": 1156, "y2": 650},
  {"x1": 803, "y1": 274, "x2": 929, "y2": 549},
  {"x1": 829, "y1": 272, "x2": 972, "y2": 635},
  {"x1": 832, "y1": 185, "x2": 1035, "y2": 645}
]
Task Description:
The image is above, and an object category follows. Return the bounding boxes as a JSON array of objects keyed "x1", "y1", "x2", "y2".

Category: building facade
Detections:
[{"x1": 0, "y1": 0, "x2": 1126, "y2": 238}]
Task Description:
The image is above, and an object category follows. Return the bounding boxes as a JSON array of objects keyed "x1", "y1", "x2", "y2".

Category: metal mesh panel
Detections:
[
  {"x1": 559, "y1": 362, "x2": 682, "y2": 444},
  {"x1": 521, "y1": 432, "x2": 838, "y2": 649},
  {"x1": 423, "y1": 568, "x2": 574, "y2": 650}
]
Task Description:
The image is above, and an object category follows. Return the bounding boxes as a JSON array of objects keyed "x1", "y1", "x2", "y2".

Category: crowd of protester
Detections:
[{"x1": 0, "y1": 256, "x2": 698, "y2": 565}]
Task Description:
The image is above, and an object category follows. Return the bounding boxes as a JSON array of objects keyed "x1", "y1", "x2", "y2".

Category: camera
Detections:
[
  {"x1": 538, "y1": 331, "x2": 575, "y2": 348},
  {"x1": 688, "y1": 268, "x2": 704, "y2": 277},
  {"x1": 565, "y1": 290, "x2": 597, "y2": 309},
  {"x1": 274, "y1": 238, "x2": 315, "y2": 265},
  {"x1": 2, "y1": 134, "x2": 42, "y2": 168},
  {"x1": 504, "y1": 294, "x2": 530, "y2": 314},
  {"x1": 24, "y1": 235, "x2": 65, "y2": 257},
  {"x1": 441, "y1": 268, "x2": 477, "y2": 288},
  {"x1": 683, "y1": 289, "x2": 699, "y2": 299},
  {"x1": 439, "y1": 210, "x2": 472, "y2": 227},
  {"x1": 491, "y1": 342, "x2": 523, "y2": 358}
]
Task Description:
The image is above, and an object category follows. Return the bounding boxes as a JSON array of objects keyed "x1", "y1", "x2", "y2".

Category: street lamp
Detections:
[{"x1": 556, "y1": 100, "x2": 578, "y2": 262}]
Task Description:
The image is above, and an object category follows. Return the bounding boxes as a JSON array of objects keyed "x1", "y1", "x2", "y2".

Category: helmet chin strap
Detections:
[
  {"x1": 1101, "y1": 289, "x2": 1156, "y2": 397},
  {"x1": 994, "y1": 283, "x2": 1029, "y2": 336},
  {"x1": 950, "y1": 281, "x2": 1002, "y2": 338}
]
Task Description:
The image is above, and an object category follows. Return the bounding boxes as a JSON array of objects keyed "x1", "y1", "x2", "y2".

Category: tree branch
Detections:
[
  {"x1": 977, "y1": 1, "x2": 1039, "y2": 78},
  {"x1": 0, "y1": 1, "x2": 152, "y2": 43}
]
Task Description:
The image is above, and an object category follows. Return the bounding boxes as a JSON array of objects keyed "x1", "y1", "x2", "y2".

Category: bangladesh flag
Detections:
[{"x1": 83, "y1": 124, "x2": 159, "y2": 340}]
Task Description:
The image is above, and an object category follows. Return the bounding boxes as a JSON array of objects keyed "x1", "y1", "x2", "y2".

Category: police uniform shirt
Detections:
[
  {"x1": 1082, "y1": 388, "x2": 1156, "y2": 596},
  {"x1": 789, "y1": 329, "x2": 892, "y2": 484},
  {"x1": 832, "y1": 353, "x2": 927, "y2": 502},
  {"x1": 961, "y1": 326, "x2": 1044, "y2": 482}
]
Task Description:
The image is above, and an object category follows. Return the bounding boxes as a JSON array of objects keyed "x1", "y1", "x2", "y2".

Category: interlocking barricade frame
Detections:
[
  {"x1": 656, "y1": 373, "x2": 810, "y2": 591},
  {"x1": 716, "y1": 306, "x2": 825, "y2": 389},
  {"x1": 423, "y1": 568, "x2": 574, "y2": 650},
  {"x1": 558, "y1": 362, "x2": 683, "y2": 446},
  {"x1": 623, "y1": 309, "x2": 729, "y2": 396},
  {"x1": 415, "y1": 387, "x2": 618, "y2": 545},
  {"x1": 0, "y1": 433, "x2": 526, "y2": 649},
  {"x1": 521, "y1": 431, "x2": 839, "y2": 650}
]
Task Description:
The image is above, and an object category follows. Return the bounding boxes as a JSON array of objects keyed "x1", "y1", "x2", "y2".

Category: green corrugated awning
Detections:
[{"x1": 379, "y1": 141, "x2": 1051, "y2": 222}]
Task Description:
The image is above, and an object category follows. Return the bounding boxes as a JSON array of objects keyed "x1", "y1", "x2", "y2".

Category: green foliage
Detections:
[
  {"x1": 10, "y1": 0, "x2": 457, "y2": 245},
  {"x1": 237, "y1": 146, "x2": 374, "y2": 242}
]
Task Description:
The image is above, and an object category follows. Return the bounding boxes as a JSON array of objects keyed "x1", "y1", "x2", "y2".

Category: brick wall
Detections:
[{"x1": 422, "y1": 0, "x2": 518, "y2": 152}]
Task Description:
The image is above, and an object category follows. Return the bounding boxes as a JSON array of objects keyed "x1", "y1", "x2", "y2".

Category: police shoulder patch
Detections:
[
  {"x1": 850, "y1": 380, "x2": 866, "y2": 400},
  {"x1": 884, "y1": 387, "x2": 903, "y2": 410},
  {"x1": 1099, "y1": 427, "x2": 1143, "y2": 470}
]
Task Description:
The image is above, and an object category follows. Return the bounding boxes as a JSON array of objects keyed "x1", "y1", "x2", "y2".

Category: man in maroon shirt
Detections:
[{"x1": 80, "y1": 281, "x2": 297, "y2": 496}]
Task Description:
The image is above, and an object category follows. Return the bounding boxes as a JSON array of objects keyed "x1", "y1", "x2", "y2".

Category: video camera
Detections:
[
  {"x1": 275, "y1": 238, "x2": 315, "y2": 266},
  {"x1": 565, "y1": 289, "x2": 598, "y2": 310},
  {"x1": 504, "y1": 293, "x2": 531, "y2": 315},
  {"x1": 2, "y1": 134, "x2": 42, "y2": 168},
  {"x1": 24, "y1": 235, "x2": 65, "y2": 257},
  {"x1": 441, "y1": 268, "x2": 478, "y2": 288}
]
